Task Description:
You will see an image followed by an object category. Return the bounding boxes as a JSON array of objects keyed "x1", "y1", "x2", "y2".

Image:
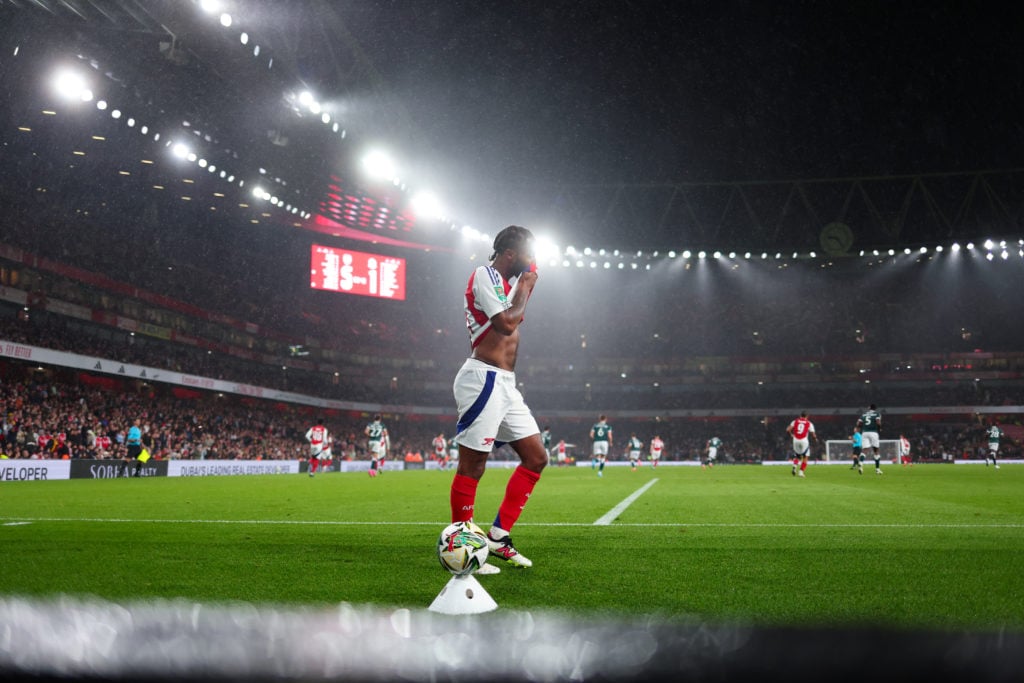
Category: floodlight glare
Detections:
[
  {"x1": 361, "y1": 150, "x2": 396, "y2": 180},
  {"x1": 310, "y1": 101, "x2": 322, "y2": 115},
  {"x1": 966, "y1": 242, "x2": 974, "y2": 250},
  {"x1": 919, "y1": 246, "x2": 928, "y2": 253},
  {"x1": 53, "y1": 69, "x2": 88, "y2": 100},
  {"x1": 1001, "y1": 250, "x2": 1009, "y2": 260},
  {"x1": 252, "y1": 186, "x2": 264, "y2": 198},
  {"x1": 986, "y1": 253, "x2": 994, "y2": 261},
  {"x1": 714, "y1": 251, "x2": 722, "y2": 259},
  {"x1": 199, "y1": 0, "x2": 220, "y2": 12},
  {"x1": 219, "y1": 13, "x2": 232, "y2": 27},
  {"x1": 240, "y1": 32, "x2": 249, "y2": 45},
  {"x1": 172, "y1": 142, "x2": 189, "y2": 159},
  {"x1": 80, "y1": 89, "x2": 93, "y2": 102},
  {"x1": 584, "y1": 247, "x2": 593, "y2": 256},
  {"x1": 936, "y1": 245, "x2": 944, "y2": 252},
  {"x1": 533, "y1": 238, "x2": 560, "y2": 262},
  {"x1": 743, "y1": 252, "x2": 751, "y2": 259},
  {"x1": 198, "y1": 158, "x2": 208, "y2": 168},
  {"x1": 603, "y1": 262, "x2": 610, "y2": 269},
  {"x1": 411, "y1": 190, "x2": 443, "y2": 219},
  {"x1": 186, "y1": 152, "x2": 197, "y2": 162},
  {"x1": 298, "y1": 91, "x2": 314, "y2": 106},
  {"x1": 889, "y1": 249, "x2": 896, "y2": 256},
  {"x1": 321, "y1": 113, "x2": 330, "y2": 124},
  {"x1": 698, "y1": 251, "x2": 706, "y2": 259},
  {"x1": 668, "y1": 251, "x2": 676, "y2": 258},
  {"x1": 951, "y1": 243, "x2": 960, "y2": 251},
  {"x1": 984, "y1": 239, "x2": 994, "y2": 250},
  {"x1": 729, "y1": 252, "x2": 737, "y2": 259},
  {"x1": 682, "y1": 250, "x2": 691, "y2": 258},
  {"x1": 903, "y1": 248, "x2": 911, "y2": 255}
]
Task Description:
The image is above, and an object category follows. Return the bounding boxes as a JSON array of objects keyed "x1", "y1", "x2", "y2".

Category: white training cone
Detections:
[{"x1": 428, "y1": 574, "x2": 498, "y2": 615}]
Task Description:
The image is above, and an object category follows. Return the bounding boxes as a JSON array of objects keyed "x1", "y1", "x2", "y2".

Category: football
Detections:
[{"x1": 437, "y1": 521, "x2": 490, "y2": 576}]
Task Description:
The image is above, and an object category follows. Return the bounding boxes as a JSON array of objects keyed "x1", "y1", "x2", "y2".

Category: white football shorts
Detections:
[
  {"x1": 792, "y1": 438, "x2": 810, "y2": 456},
  {"x1": 453, "y1": 358, "x2": 539, "y2": 452},
  {"x1": 989, "y1": 443, "x2": 1000, "y2": 454},
  {"x1": 592, "y1": 441, "x2": 609, "y2": 457},
  {"x1": 706, "y1": 447, "x2": 717, "y2": 461},
  {"x1": 629, "y1": 450, "x2": 641, "y2": 461},
  {"x1": 861, "y1": 431, "x2": 880, "y2": 449}
]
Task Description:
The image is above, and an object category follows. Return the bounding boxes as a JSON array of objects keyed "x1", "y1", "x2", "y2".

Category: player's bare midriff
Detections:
[{"x1": 471, "y1": 327, "x2": 520, "y2": 372}]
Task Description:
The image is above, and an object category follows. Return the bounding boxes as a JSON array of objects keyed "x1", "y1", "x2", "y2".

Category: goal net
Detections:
[{"x1": 824, "y1": 439, "x2": 901, "y2": 462}]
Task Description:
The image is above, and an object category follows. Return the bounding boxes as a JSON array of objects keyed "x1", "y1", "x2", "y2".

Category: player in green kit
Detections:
[
  {"x1": 856, "y1": 404, "x2": 883, "y2": 474},
  {"x1": 986, "y1": 422, "x2": 1003, "y2": 469},
  {"x1": 590, "y1": 415, "x2": 613, "y2": 477},
  {"x1": 627, "y1": 433, "x2": 643, "y2": 471},
  {"x1": 541, "y1": 425, "x2": 553, "y2": 461}
]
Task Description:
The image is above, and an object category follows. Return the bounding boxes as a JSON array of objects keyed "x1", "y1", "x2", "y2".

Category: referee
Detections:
[{"x1": 120, "y1": 419, "x2": 143, "y2": 478}]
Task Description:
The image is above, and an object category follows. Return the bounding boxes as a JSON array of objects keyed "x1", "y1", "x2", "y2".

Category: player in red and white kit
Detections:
[
  {"x1": 432, "y1": 433, "x2": 449, "y2": 470},
  {"x1": 787, "y1": 411, "x2": 817, "y2": 478},
  {"x1": 649, "y1": 435, "x2": 664, "y2": 469},
  {"x1": 305, "y1": 417, "x2": 329, "y2": 478},
  {"x1": 899, "y1": 434, "x2": 913, "y2": 467},
  {"x1": 449, "y1": 225, "x2": 545, "y2": 572}
]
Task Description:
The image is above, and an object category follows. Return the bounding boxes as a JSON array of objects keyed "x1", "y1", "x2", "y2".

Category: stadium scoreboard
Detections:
[{"x1": 310, "y1": 244, "x2": 406, "y2": 300}]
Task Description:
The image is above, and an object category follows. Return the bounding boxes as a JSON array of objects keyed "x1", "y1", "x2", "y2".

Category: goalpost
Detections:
[{"x1": 824, "y1": 439, "x2": 902, "y2": 463}]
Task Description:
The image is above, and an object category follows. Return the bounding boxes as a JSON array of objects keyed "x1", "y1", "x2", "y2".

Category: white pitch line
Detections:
[
  {"x1": 1, "y1": 516, "x2": 1023, "y2": 529},
  {"x1": 593, "y1": 478, "x2": 659, "y2": 526}
]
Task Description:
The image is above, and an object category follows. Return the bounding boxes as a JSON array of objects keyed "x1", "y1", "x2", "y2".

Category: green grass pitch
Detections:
[{"x1": 1, "y1": 463, "x2": 1022, "y2": 631}]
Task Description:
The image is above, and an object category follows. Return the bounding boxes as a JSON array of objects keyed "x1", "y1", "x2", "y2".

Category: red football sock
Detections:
[
  {"x1": 800, "y1": 460, "x2": 807, "y2": 472},
  {"x1": 310, "y1": 458, "x2": 318, "y2": 473},
  {"x1": 450, "y1": 474, "x2": 479, "y2": 523},
  {"x1": 494, "y1": 466, "x2": 541, "y2": 532}
]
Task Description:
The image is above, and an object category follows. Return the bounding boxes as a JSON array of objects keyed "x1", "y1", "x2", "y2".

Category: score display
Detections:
[{"x1": 310, "y1": 245, "x2": 407, "y2": 300}]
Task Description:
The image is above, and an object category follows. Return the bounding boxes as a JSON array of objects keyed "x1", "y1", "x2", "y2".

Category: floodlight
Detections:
[
  {"x1": 321, "y1": 113, "x2": 330, "y2": 124},
  {"x1": 533, "y1": 238, "x2": 560, "y2": 262},
  {"x1": 576, "y1": 260, "x2": 584, "y2": 268},
  {"x1": 668, "y1": 251, "x2": 676, "y2": 258},
  {"x1": 219, "y1": 13, "x2": 232, "y2": 27},
  {"x1": 411, "y1": 190, "x2": 443, "y2": 219},
  {"x1": 186, "y1": 152, "x2": 197, "y2": 162},
  {"x1": 603, "y1": 262, "x2": 610, "y2": 269},
  {"x1": 984, "y1": 239, "x2": 994, "y2": 250},
  {"x1": 1001, "y1": 250, "x2": 1009, "y2": 260},
  {"x1": 80, "y1": 89, "x2": 93, "y2": 102},
  {"x1": 986, "y1": 253, "x2": 994, "y2": 261},
  {"x1": 698, "y1": 251, "x2": 706, "y2": 259},
  {"x1": 599, "y1": 248, "x2": 606, "y2": 256},
  {"x1": 714, "y1": 251, "x2": 722, "y2": 259},
  {"x1": 919, "y1": 246, "x2": 927, "y2": 253},
  {"x1": 729, "y1": 252, "x2": 737, "y2": 259},
  {"x1": 240, "y1": 33, "x2": 248, "y2": 45},
  {"x1": 252, "y1": 186, "x2": 265, "y2": 198},
  {"x1": 744, "y1": 252, "x2": 751, "y2": 259},
  {"x1": 310, "y1": 101, "x2": 322, "y2": 115},
  {"x1": 199, "y1": 0, "x2": 220, "y2": 12},
  {"x1": 889, "y1": 249, "x2": 896, "y2": 256},
  {"x1": 951, "y1": 243, "x2": 960, "y2": 252},
  {"x1": 682, "y1": 250, "x2": 691, "y2": 258},
  {"x1": 583, "y1": 247, "x2": 592, "y2": 256},
  {"x1": 362, "y1": 150, "x2": 396, "y2": 180},
  {"x1": 903, "y1": 248, "x2": 911, "y2": 255},
  {"x1": 935, "y1": 245, "x2": 944, "y2": 252},
  {"x1": 198, "y1": 158, "x2": 208, "y2": 168},
  {"x1": 172, "y1": 143, "x2": 189, "y2": 159},
  {"x1": 53, "y1": 69, "x2": 88, "y2": 100}
]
